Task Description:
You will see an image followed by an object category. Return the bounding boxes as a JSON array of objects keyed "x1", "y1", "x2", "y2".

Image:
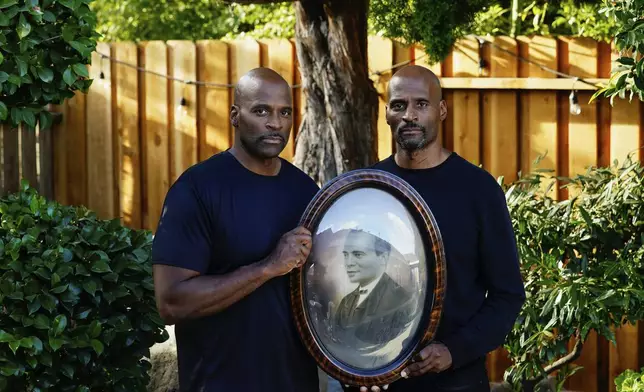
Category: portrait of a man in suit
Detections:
[{"x1": 331, "y1": 229, "x2": 417, "y2": 349}]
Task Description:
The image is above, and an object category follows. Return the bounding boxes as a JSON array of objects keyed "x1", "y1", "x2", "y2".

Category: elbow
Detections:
[{"x1": 157, "y1": 296, "x2": 184, "y2": 325}]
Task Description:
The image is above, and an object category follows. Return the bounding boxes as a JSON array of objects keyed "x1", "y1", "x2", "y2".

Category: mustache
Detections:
[{"x1": 397, "y1": 123, "x2": 426, "y2": 132}]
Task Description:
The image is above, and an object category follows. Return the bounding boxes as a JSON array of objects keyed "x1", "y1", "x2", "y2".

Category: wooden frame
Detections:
[{"x1": 290, "y1": 169, "x2": 447, "y2": 386}]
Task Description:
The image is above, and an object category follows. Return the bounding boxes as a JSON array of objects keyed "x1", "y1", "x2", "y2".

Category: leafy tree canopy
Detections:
[{"x1": 93, "y1": 0, "x2": 619, "y2": 65}]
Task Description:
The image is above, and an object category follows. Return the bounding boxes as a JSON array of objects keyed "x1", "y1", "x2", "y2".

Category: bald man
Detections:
[
  {"x1": 356, "y1": 65, "x2": 525, "y2": 391},
  {"x1": 151, "y1": 67, "x2": 320, "y2": 391}
]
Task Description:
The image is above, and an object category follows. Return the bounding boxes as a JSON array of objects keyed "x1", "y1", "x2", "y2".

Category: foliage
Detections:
[
  {"x1": 591, "y1": 0, "x2": 644, "y2": 104},
  {"x1": 92, "y1": 0, "x2": 294, "y2": 42},
  {"x1": 615, "y1": 367, "x2": 644, "y2": 392},
  {"x1": 369, "y1": 0, "x2": 490, "y2": 64},
  {"x1": 0, "y1": 0, "x2": 99, "y2": 128},
  {"x1": 0, "y1": 182, "x2": 168, "y2": 391},
  {"x1": 501, "y1": 156, "x2": 644, "y2": 390},
  {"x1": 472, "y1": 0, "x2": 619, "y2": 41}
]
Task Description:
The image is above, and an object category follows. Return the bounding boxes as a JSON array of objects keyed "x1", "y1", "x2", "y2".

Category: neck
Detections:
[
  {"x1": 229, "y1": 143, "x2": 281, "y2": 176},
  {"x1": 394, "y1": 140, "x2": 450, "y2": 170}
]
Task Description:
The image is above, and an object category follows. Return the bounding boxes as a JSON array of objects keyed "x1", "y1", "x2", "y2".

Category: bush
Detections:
[
  {"x1": 615, "y1": 367, "x2": 644, "y2": 392},
  {"x1": 0, "y1": 0, "x2": 99, "y2": 128},
  {"x1": 501, "y1": 156, "x2": 644, "y2": 390},
  {"x1": 0, "y1": 182, "x2": 168, "y2": 391}
]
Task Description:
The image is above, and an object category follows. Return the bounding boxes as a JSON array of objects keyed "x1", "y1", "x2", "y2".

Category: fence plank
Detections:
[
  {"x1": 141, "y1": 41, "x2": 170, "y2": 232},
  {"x1": 483, "y1": 36, "x2": 518, "y2": 183},
  {"x1": 565, "y1": 36, "x2": 600, "y2": 392},
  {"x1": 482, "y1": 36, "x2": 518, "y2": 383},
  {"x1": 261, "y1": 39, "x2": 296, "y2": 161},
  {"x1": 451, "y1": 36, "x2": 481, "y2": 164},
  {"x1": 86, "y1": 42, "x2": 115, "y2": 220},
  {"x1": 610, "y1": 98, "x2": 641, "y2": 166},
  {"x1": 113, "y1": 42, "x2": 141, "y2": 229},
  {"x1": 65, "y1": 92, "x2": 87, "y2": 207},
  {"x1": 229, "y1": 39, "x2": 261, "y2": 140},
  {"x1": 38, "y1": 118, "x2": 54, "y2": 200},
  {"x1": 520, "y1": 36, "x2": 558, "y2": 198},
  {"x1": 368, "y1": 36, "x2": 394, "y2": 161},
  {"x1": 21, "y1": 125, "x2": 38, "y2": 188},
  {"x1": 196, "y1": 40, "x2": 230, "y2": 161},
  {"x1": 168, "y1": 40, "x2": 198, "y2": 182},
  {"x1": 2, "y1": 124, "x2": 19, "y2": 194},
  {"x1": 51, "y1": 103, "x2": 68, "y2": 204},
  {"x1": 608, "y1": 95, "x2": 642, "y2": 392}
]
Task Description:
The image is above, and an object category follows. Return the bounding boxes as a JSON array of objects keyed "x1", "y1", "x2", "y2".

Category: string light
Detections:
[
  {"x1": 569, "y1": 78, "x2": 581, "y2": 115},
  {"x1": 93, "y1": 38, "x2": 602, "y2": 92},
  {"x1": 175, "y1": 97, "x2": 189, "y2": 128}
]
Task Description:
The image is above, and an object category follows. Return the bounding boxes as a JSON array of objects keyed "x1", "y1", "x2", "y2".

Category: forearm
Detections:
[{"x1": 160, "y1": 260, "x2": 273, "y2": 324}]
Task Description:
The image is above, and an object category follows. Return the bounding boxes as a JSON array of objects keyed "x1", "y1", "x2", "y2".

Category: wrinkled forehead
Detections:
[
  {"x1": 239, "y1": 79, "x2": 292, "y2": 107},
  {"x1": 387, "y1": 76, "x2": 435, "y2": 102}
]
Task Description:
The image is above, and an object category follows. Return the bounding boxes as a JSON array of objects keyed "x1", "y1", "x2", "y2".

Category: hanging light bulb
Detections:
[{"x1": 569, "y1": 90, "x2": 581, "y2": 116}]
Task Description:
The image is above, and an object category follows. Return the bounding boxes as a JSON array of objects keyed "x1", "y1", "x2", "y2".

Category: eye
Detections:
[
  {"x1": 281, "y1": 109, "x2": 292, "y2": 117},
  {"x1": 391, "y1": 103, "x2": 405, "y2": 111},
  {"x1": 353, "y1": 251, "x2": 365, "y2": 258},
  {"x1": 418, "y1": 101, "x2": 429, "y2": 108},
  {"x1": 253, "y1": 108, "x2": 268, "y2": 116}
]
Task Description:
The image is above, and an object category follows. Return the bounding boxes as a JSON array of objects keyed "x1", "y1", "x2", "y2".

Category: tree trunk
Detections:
[{"x1": 292, "y1": 0, "x2": 379, "y2": 185}]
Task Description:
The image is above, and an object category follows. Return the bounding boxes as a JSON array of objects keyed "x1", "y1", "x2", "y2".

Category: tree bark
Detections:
[{"x1": 292, "y1": 0, "x2": 379, "y2": 184}]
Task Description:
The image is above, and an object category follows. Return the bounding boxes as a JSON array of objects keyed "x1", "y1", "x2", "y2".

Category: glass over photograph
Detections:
[{"x1": 304, "y1": 187, "x2": 429, "y2": 370}]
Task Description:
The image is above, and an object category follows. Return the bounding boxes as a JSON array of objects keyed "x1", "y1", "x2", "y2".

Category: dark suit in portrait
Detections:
[{"x1": 333, "y1": 273, "x2": 416, "y2": 346}]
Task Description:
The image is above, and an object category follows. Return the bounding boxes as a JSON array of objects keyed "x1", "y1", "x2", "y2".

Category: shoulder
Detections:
[
  {"x1": 451, "y1": 154, "x2": 504, "y2": 197},
  {"x1": 279, "y1": 158, "x2": 320, "y2": 193},
  {"x1": 371, "y1": 155, "x2": 395, "y2": 170}
]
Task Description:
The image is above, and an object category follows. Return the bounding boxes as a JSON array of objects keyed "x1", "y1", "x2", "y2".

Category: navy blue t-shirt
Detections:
[
  {"x1": 368, "y1": 153, "x2": 525, "y2": 391},
  {"x1": 151, "y1": 151, "x2": 320, "y2": 392}
]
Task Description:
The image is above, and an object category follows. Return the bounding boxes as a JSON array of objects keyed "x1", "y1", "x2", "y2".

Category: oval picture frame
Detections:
[{"x1": 290, "y1": 169, "x2": 447, "y2": 387}]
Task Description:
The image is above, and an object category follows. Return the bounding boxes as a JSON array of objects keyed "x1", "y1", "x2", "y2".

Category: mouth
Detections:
[
  {"x1": 346, "y1": 271, "x2": 358, "y2": 277},
  {"x1": 260, "y1": 136, "x2": 284, "y2": 145},
  {"x1": 399, "y1": 127, "x2": 424, "y2": 135}
]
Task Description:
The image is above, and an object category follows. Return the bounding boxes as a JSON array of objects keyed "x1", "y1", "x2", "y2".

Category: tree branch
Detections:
[
  {"x1": 222, "y1": 0, "x2": 296, "y2": 4},
  {"x1": 542, "y1": 329, "x2": 584, "y2": 375}
]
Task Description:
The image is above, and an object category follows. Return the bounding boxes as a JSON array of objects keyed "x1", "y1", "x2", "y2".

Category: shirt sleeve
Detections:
[
  {"x1": 440, "y1": 181, "x2": 526, "y2": 369},
  {"x1": 151, "y1": 178, "x2": 212, "y2": 273}
]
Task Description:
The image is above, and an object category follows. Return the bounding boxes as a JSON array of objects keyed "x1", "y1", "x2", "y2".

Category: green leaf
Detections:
[
  {"x1": 42, "y1": 10, "x2": 54, "y2": 22},
  {"x1": 0, "y1": 71, "x2": 8, "y2": 83},
  {"x1": 0, "y1": 0, "x2": 17, "y2": 8},
  {"x1": 9, "y1": 340, "x2": 20, "y2": 354},
  {"x1": 48, "y1": 337, "x2": 64, "y2": 351},
  {"x1": 0, "y1": 101, "x2": 7, "y2": 121},
  {"x1": 88, "y1": 320, "x2": 102, "y2": 338},
  {"x1": 63, "y1": 68, "x2": 76, "y2": 86},
  {"x1": 37, "y1": 68, "x2": 53, "y2": 83},
  {"x1": 16, "y1": 13, "x2": 31, "y2": 39},
  {"x1": 91, "y1": 339, "x2": 104, "y2": 355},
  {"x1": 34, "y1": 314, "x2": 49, "y2": 329},
  {"x1": 23, "y1": 110, "x2": 36, "y2": 129},
  {"x1": 616, "y1": 56, "x2": 636, "y2": 66},
  {"x1": 52, "y1": 314, "x2": 67, "y2": 336},
  {"x1": 8, "y1": 74, "x2": 21, "y2": 86},
  {"x1": 72, "y1": 63, "x2": 89, "y2": 78},
  {"x1": 0, "y1": 330, "x2": 14, "y2": 343},
  {"x1": 61, "y1": 364, "x2": 74, "y2": 379},
  {"x1": 63, "y1": 248, "x2": 73, "y2": 262},
  {"x1": 91, "y1": 260, "x2": 111, "y2": 273},
  {"x1": 27, "y1": 299, "x2": 41, "y2": 315},
  {"x1": 82, "y1": 280, "x2": 97, "y2": 296},
  {"x1": 40, "y1": 351, "x2": 52, "y2": 367}
]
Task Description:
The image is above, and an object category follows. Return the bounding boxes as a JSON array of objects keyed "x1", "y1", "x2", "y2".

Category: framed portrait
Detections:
[{"x1": 290, "y1": 169, "x2": 447, "y2": 387}]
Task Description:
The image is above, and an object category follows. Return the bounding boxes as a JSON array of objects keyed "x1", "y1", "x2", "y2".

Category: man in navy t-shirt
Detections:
[
  {"x1": 151, "y1": 68, "x2": 320, "y2": 391},
  {"x1": 350, "y1": 66, "x2": 526, "y2": 392}
]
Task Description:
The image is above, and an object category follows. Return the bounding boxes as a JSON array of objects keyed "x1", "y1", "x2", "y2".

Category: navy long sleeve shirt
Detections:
[{"x1": 372, "y1": 152, "x2": 526, "y2": 389}]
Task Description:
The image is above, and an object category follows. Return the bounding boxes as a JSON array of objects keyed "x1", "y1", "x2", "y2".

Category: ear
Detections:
[
  {"x1": 230, "y1": 105, "x2": 240, "y2": 127},
  {"x1": 439, "y1": 99, "x2": 448, "y2": 122}
]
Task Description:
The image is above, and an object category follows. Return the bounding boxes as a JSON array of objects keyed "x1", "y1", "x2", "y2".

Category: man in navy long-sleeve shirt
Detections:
[{"x1": 363, "y1": 65, "x2": 526, "y2": 391}]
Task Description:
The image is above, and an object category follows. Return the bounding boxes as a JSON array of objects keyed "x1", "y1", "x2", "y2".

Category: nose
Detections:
[
  {"x1": 266, "y1": 111, "x2": 283, "y2": 131},
  {"x1": 402, "y1": 107, "x2": 417, "y2": 123}
]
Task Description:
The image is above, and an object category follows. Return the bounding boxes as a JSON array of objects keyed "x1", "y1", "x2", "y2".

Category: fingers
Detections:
[{"x1": 402, "y1": 345, "x2": 438, "y2": 378}]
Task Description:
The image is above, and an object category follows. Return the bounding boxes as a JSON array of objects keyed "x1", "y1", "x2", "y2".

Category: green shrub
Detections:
[
  {"x1": 501, "y1": 155, "x2": 644, "y2": 390},
  {"x1": 0, "y1": 181, "x2": 168, "y2": 391},
  {"x1": 615, "y1": 367, "x2": 644, "y2": 392},
  {"x1": 0, "y1": 0, "x2": 99, "y2": 128}
]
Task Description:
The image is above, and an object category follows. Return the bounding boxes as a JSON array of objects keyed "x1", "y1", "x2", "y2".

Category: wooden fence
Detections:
[{"x1": 1, "y1": 35, "x2": 643, "y2": 391}]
